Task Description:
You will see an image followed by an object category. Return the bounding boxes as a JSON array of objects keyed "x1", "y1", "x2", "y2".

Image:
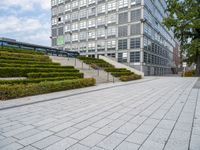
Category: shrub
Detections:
[
  {"x1": 0, "y1": 55, "x2": 51, "y2": 62},
  {"x1": 111, "y1": 72, "x2": 134, "y2": 77},
  {"x1": 104, "y1": 68, "x2": 128, "y2": 72},
  {"x1": 120, "y1": 75, "x2": 142, "y2": 81},
  {"x1": 0, "y1": 63, "x2": 74, "y2": 69},
  {"x1": 0, "y1": 47, "x2": 45, "y2": 55},
  {"x1": 0, "y1": 59, "x2": 60, "y2": 65},
  {"x1": 28, "y1": 72, "x2": 84, "y2": 78},
  {"x1": 0, "y1": 67, "x2": 80, "y2": 77},
  {"x1": 0, "y1": 78, "x2": 96, "y2": 100},
  {"x1": 0, "y1": 77, "x2": 81, "y2": 85},
  {"x1": 0, "y1": 51, "x2": 48, "y2": 60}
]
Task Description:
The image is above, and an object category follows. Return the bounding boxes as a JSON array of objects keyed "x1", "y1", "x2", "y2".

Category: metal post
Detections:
[
  {"x1": 74, "y1": 58, "x2": 77, "y2": 66},
  {"x1": 107, "y1": 72, "x2": 109, "y2": 82},
  {"x1": 113, "y1": 76, "x2": 115, "y2": 83},
  {"x1": 97, "y1": 69, "x2": 100, "y2": 76}
]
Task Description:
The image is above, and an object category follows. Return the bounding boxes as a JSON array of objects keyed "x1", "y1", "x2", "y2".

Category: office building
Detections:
[{"x1": 51, "y1": 0, "x2": 177, "y2": 75}]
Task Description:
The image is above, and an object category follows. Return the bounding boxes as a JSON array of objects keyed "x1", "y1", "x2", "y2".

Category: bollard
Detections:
[
  {"x1": 82, "y1": 62, "x2": 83, "y2": 69},
  {"x1": 74, "y1": 58, "x2": 77, "y2": 66},
  {"x1": 107, "y1": 72, "x2": 109, "y2": 82}
]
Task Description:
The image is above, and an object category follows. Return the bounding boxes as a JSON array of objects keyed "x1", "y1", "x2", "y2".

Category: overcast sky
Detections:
[{"x1": 0, "y1": 0, "x2": 51, "y2": 46}]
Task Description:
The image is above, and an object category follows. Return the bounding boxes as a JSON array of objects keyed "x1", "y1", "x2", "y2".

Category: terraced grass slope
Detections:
[
  {"x1": 0, "y1": 48, "x2": 95, "y2": 100},
  {"x1": 78, "y1": 56, "x2": 141, "y2": 81}
]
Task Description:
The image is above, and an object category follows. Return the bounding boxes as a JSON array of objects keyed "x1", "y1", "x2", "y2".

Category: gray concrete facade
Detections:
[{"x1": 51, "y1": 0, "x2": 176, "y2": 75}]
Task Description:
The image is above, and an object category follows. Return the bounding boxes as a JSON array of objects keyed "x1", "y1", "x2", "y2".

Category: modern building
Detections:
[{"x1": 51, "y1": 0, "x2": 177, "y2": 75}]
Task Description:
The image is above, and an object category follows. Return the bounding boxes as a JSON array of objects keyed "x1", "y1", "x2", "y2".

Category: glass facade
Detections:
[{"x1": 51, "y1": 0, "x2": 176, "y2": 75}]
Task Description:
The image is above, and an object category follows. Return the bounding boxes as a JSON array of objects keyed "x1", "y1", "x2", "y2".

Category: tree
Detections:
[{"x1": 163, "y1": 0, "x2": 200, "y2": 75}]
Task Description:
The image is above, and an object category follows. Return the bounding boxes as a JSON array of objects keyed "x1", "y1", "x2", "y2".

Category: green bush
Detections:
[
  {"x1": 0, "y1": 78, "x2": 96, "y2": 100},
  {"x1": 0, "y1": 77, "x2": 81, "y2": 85},
  {"x1": 182, "y1": 70, "x2": 195, "y2": 77},
  {"x1": 0, "y1": 47, "x2": 45, "y2": 55},
  {"x1": 28, "y1": 72, "x2": 84, "y2": 78},
  {"x1": 0, "y1": 51, "x2": 48, "y2": 60},
  {"x1": 0, "y1": 59, "x2": 60, "y2": 65},
  {"x1": 0, "y1": 67, "x2": 80, "y2": 77},
  {"x1": 111, "y1": 72, "x2": 134, "y2": 77},
  {"x1": 120, "y1": 75, "x2": 142, "y2": 81},
  {"x1": 104, "y1": 68, "x2": 128, "y2": 72},
  {"x1": 0, "y1": 63, "x2": 74, "y2": 69},
  {"x1": 0, "y1": 55, "x2": 51, "y2": 62}
]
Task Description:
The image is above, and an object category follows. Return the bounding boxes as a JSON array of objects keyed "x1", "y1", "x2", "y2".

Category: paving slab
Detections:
[{"x1": 0, "y1": 77, "x2": 199, "y2": 150}]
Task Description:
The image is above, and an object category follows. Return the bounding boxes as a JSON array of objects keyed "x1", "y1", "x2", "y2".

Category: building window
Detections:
[
  {"x1": 88, "y1": 18, "x2": 96, "y2": 28},
  {"x1": 88, "y1": 0, "x2": 96, "y2": 5},
  {"x1": 97, "y1": 4, "x2": 106, "y2": 14},
  {"x1": 108, "y1": 1, "x2": 116, "y2": 11},
  {"x1": 130, "y1": 38, "x2": 140, "y2": 49},
  {"x1": 131, "y1": 0, "x2": 141, "y2": 6},
  {"x1": 80, "y1": 0, "x2": 87, "y2": 7},
  {"x1": 88, "y1": 30, "x2": 96, "y2": 39},
  {"x1": 131, "y1": 9, "x2": 141, "y2": 22},
  {"x1": 65, "y1": 34, "x2": 71, "y2": 42},
  {"x1": 72, "y1": 0, "x2": 79, "y2": 9},
  {"x1": 119, "y1": 0, "x2": 128, "y2": 9},
  {"x1": 88, "y1": 7, "x2": 96, "y2": 16},
  {"x1": 65, "y1": 14, "x2": 71, "y2": 22},
  {"x1": 65, "y1": 3, "x2": 71, "y2": 11},
  {"x1": 65, "y1": 24, "x2": 71, "y2": 32},
  {"x1": 79, "y1": 9, "x2": 87, "y2": 18},
  {"x1": 71, "y1": 11, "x2": 79, "y2": 20},
  {"x1": 80, "y1": 20, "x2": 87, "y2": 29},
  {"x1": 97, "y1": 41, "x2": 105, "y2": 51},
  {"x1": 107, "y1": 40, "x2": 116, "y2": 50},
  {"x1": 72, "y1": 22, "x2": 79, "y2": 31},
  {"x1": 97, "y1": 16, "x2": 105, "y2": 26},
  {"x1": 118, "y1": 39, "x2": 127, "y2": 50},
  {"x1": 130, "y1": 23, "x2": 141, "y2": 35},
  {"x1": 107, "y1": 26, "x2": 116, "y2": 37},
  {"x1": 97, "y1": 28, "x2": 105, "y2": 37},
  {"x1": 118, "y1": 26, "x2": 128, "y2": 37},
  {"x1": 79, "y1": 31, "x2": 87, "y2": 40},
  {"x1": 72, "y1": 33, "x2": 78, "y2": 41},
  {"x1": 107, "y1": 14, "x2": 116, "y2": 24},
  {"x1": 130, "y1": 52, "x2": 140, "y2": 62},
  {"x1": 88, "y1": 42, "x2": 96, "y2": 52},
  {"x1": 118, "y1": 12, "x2": 128, "y2": 24}
]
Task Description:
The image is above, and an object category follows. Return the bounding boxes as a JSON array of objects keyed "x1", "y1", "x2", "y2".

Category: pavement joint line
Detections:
[
  {"x1": 0, "y1": 78, "x2": 158, "y2": 111},
  {"x1": 113, "y1": 79, "x2": 191, "y2": 150},
  {"x1": 188, "y1": 88, "x2": 199, "y2": 149},
  {"x1": 162, "y1": 80, "x2": 196, "y2": 150},
  {"x1": 95, "y1": 80, "x2": 186, "y2": 150}
]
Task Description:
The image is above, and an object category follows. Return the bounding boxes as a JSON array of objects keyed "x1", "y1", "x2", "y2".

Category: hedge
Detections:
[
  {"x1": 182, "y1": 70, "x2": 195, "y2": 77},
  {"x1": 0, "y1": 78, "x2": 96, "y2": 100},
  {"x1": 0, "y1": 59, "x2": 60, "y2": 65},
  {"x1": 104, "y1": 68, "x2": 128, "y2": 72},
  {"x1": 120, "y1": 75, "x2": 142, "y2": 81},
  {"x1": 0, "y1": 47, "x2": 45, "y2": 55},
  {"x1": 0, "y1": 77, "x2": 81, "y2": 85},
  {"x1": 0, "y1": 67, "x2": 80, "y2": 77},
  {"x1": 28, "y1": 72, "x2": 84, "y2": 78},
  {"x1": 0, "y1": 55, "x2": 51, "y2": 62},
  {"x1": 0, "y1": 51, "x2": 48, "y2": 60},
  {"x1": 111, "y1": 72, "x2": 134, "y2": 77},
  {"x1": 0, "y1": 63, "x2": 74, "y2": 69}
]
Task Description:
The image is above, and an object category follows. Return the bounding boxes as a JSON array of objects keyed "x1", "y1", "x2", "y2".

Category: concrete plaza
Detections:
[{"x1": 0, "y1": 77, "x2": 199, "y2": 150}]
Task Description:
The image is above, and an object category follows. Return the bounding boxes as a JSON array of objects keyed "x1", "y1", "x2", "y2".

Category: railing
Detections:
[{"x1": 0, "y1": 39, "x2": 79, "y2": 58}]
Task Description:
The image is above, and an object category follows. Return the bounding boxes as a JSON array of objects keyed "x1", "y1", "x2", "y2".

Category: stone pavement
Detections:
[{"x1": 0, "y1": 77, "x2": 200, "y2": 150}]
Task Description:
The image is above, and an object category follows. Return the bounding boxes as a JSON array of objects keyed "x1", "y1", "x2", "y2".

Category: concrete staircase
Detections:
[{"x1": 49, "y1": 56, "x2": 120, "y2": 84}]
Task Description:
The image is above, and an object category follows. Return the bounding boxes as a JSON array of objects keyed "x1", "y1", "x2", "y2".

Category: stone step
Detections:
[{"x1": 49, "y1": 56, "x2": 120, "y2": 84}]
